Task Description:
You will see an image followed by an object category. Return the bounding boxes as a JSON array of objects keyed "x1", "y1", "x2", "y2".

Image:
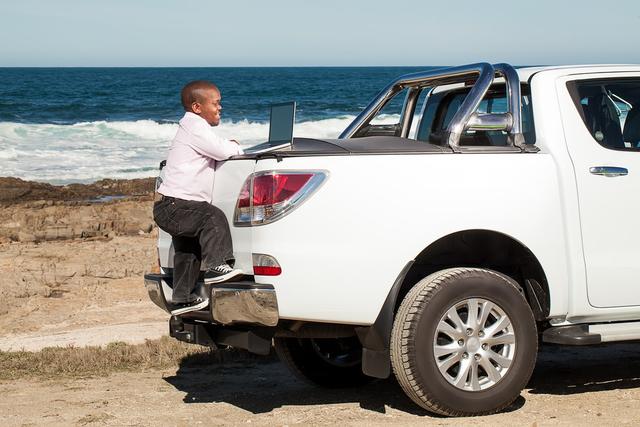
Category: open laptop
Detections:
[{"x1": 244, "y1": 101, "x2": 296, "y2": 154}]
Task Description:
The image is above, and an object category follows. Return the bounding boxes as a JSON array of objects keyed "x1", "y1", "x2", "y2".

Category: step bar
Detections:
[
  {"x1": 143, "y1": 273, "x2": 279, "y2": 327},
  {"x1": 543, "y1": 321, "x2": 640, "y2": 345}
]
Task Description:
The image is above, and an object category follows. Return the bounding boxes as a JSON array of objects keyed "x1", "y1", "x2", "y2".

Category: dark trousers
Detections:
[{"x1": 153, "y1": 196, "x2": 234, "y2": 303}]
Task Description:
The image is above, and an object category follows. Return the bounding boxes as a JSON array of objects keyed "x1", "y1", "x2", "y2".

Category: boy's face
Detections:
[{"x1": 192, "y1": 88, "x2": 222, "y2": 126}]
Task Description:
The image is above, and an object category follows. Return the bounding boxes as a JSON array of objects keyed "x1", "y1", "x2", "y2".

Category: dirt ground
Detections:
[
  {"x1": 1, "y1": 343, "x2": 640, "y2": 426},
  {"x1": 2, "y1": 181, "x2": 640, "y2": 425},
  {"x1": 0, "y1": 233, "x2": 165, "y2": 344}
]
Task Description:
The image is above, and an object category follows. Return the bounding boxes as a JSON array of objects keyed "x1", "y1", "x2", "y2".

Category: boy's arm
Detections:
[{"x1": 189, "y1": 125, "x2": 243, "y2": 160}]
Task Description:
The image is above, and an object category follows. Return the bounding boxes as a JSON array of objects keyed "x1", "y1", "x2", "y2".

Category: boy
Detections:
[{"x1": 154, "y1": 80, "x2": 243, "y2": 315}]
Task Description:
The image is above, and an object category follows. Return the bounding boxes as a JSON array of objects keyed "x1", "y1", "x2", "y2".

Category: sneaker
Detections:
[
  {"x1": 203, "y1": 263, "x2": 243, "y2": 284},
  {"x1": 170, "y1": 297, "x2": 209, "y2": 315}
]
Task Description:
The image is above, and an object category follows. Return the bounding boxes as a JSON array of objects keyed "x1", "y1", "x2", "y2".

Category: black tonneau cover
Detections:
[{"x1": 240, "y1": 136, "x2": 451, "y2": 159}]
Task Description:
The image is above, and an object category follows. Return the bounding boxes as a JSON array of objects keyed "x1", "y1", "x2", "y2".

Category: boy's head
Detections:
[{"x1": 181, "y1": 80, "x2": 222, "y2": 126}]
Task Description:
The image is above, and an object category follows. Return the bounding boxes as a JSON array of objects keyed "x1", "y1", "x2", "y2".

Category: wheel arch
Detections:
[
  {"x1": 356, "y1": 228, "x2": 550, "y2": 379},
  {"x1": 399, "y1": 229, "x2": 550, "y2": 320}
]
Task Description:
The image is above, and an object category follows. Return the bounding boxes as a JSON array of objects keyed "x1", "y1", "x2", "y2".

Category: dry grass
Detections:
[{"x1": 0, "y1": 336, "x2": 269, "y2": 381}]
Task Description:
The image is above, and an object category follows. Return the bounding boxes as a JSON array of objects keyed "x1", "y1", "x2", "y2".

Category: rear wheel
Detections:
[
  {"x1": 390, "y1": 268, "x2": 537, "y2": 416},
  {"x1": 274, "y1": 336, "x2": 372, "y2": 387}
]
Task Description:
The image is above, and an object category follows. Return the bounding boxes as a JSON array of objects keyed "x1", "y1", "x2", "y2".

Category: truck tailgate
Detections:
[{"x1": 158, "y1": 158, "x2": 256, "y2": 272}]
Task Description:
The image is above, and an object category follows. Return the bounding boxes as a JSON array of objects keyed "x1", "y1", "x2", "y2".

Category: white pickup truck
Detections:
[{"x1": 144, "y1": 62, "x2": 640, "y2": 416}]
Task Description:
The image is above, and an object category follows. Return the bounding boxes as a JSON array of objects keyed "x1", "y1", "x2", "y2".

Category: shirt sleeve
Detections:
[{"x1": 187, "y1": 122, "x2": 243, "y2": 160}]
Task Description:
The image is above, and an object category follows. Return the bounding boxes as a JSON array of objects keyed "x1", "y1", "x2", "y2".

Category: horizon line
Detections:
[{"x1": 0, "y1": 64, "x2": 447, "y2": 69}]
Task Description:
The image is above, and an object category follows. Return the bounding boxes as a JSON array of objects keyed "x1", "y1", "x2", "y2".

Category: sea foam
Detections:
[{"x1": 0, "y1": 115, "x2": 401, "y2": 184}]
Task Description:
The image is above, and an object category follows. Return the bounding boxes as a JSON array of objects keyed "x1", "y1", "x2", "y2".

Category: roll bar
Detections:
[{"x1": 339, "y1": 62, "x2": 529, "y2": 152}]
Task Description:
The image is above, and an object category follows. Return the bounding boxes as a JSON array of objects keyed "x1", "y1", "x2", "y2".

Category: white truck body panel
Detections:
[{"x1": 249, "y1": 154, "x2": 568, "y2": 324}]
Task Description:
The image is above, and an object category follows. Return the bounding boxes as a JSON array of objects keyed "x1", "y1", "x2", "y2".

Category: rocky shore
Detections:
[
  {"x1": 0, "y1": 177, "x2": 155, "y2": 205},
  {"x1": 0, "y1": 177, "x2": 165, "y2": 340},
  {"x1": 0, "y1": 177, "x2": 156, "y2": 244}
]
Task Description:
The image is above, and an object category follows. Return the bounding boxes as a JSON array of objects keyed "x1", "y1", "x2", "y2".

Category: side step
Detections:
[{"x1": 543, "y1": 321, "x2": 640, "y2": 345}]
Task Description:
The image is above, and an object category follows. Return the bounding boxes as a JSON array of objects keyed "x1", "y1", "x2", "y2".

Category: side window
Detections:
[
  {"x1": 416, "y1": 85, "x2": 535, "y2": 146},
  {"x1": 415, "y1": 91, "x2": 444, "y2": 143},
  {"x1": 370, "y1": 88, "x2": 409, "y2": 126},
  {"x1": 569, "y1": 79, "x2": 640, "y2": 150},
  {"x1": 354, "y1": 88, "x2": 410, "y2": 137}
]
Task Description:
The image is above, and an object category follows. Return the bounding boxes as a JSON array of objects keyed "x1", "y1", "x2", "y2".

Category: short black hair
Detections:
[{"x1": 181, "y1": 80, "x2": 219, "y2": 111}]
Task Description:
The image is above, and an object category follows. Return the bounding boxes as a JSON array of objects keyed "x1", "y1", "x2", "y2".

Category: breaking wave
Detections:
[{"x1": 0, "y1": 116, "x2": 400, "y2": 184}]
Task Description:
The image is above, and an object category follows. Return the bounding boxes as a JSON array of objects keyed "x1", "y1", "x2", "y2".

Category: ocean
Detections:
[{"x1": 0, "y1": 67, "x2": 434, "y2": 184}]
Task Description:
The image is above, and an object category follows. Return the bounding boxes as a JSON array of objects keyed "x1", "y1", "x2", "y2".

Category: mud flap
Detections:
[{"x1": 355, "y1": 261, "x2": 414, "y2": 379}]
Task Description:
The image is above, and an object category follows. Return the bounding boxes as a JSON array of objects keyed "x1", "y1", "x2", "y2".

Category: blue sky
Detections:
[{"x1": 1, "y1": 0, "x2": 639, "y2": 66}]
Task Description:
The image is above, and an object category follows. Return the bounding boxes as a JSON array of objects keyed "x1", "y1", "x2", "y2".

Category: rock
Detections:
[
  {"x1": 18, "y1": 231, "x2": 36, "y2": 243},
  {"x1": 0, "y1": 176, "x2": 155, "y2": 206},
  {"x1": 0, "y1": 187, "x2": 156, "y2": 243},
  {"x1": 43, "y1": 226, "x2": 73, "y2": 241}
]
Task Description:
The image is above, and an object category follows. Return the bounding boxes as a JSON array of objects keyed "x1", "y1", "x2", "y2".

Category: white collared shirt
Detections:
[{"x1": 158, "y1": 112, "x2": 244, "y2": 202}]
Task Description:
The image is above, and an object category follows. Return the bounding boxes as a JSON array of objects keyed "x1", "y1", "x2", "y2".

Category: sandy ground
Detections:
[
  {"x1": 2, "y1": 343, "x2": 640, "y2": 426},
  {"x1": 0, "y1": 321, "x2": 167, "y2": 351},
  {"x1": 0, "y1": 232, "x2": 167, "y2": 350}
]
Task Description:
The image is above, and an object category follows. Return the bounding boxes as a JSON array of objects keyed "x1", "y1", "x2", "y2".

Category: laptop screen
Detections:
[{"x1": 268, "y1": 101, "x2": 296, "y2": 143}]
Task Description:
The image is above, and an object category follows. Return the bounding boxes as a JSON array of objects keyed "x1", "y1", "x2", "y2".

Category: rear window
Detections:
[
  {"x1": 416, "y1": 85, "x2": 535, "y2": 146},
  {"x1": 567, "y1": 78, "x2": 640, "y2": 151}
]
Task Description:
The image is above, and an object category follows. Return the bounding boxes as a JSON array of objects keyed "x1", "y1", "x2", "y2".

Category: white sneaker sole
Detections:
[
  {"x1": 203, "y1": 269, "x2": 243, "y2": 284},
  {"x1": 170, "y1": 299, "x2": 209, "y2": 316}
]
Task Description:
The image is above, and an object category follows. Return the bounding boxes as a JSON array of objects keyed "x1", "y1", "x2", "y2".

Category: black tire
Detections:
[
  {"x1": 274, "y1": 336, "x2": 373, "y2": 388},
  {"x1": 390, "y1": 268, "x2": 537, "y2": 416}
]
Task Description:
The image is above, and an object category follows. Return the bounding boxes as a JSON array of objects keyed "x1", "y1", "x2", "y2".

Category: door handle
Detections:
[{"x1": 589, "y1": 166, "x2": 628, "y2": 177}]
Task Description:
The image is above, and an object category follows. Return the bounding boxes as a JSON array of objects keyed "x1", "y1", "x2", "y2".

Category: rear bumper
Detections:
[{"x1": 143, "y1": 274, "x2": 279, "y2": 327}]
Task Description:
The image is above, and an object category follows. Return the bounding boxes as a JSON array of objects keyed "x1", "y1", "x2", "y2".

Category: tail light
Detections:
[
  {"x1": 253, "y1": 253, "x2": 282, "y2": 276},
  {"x1": 234, "y1": 170, "x2": 328, "y2": 226}
]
